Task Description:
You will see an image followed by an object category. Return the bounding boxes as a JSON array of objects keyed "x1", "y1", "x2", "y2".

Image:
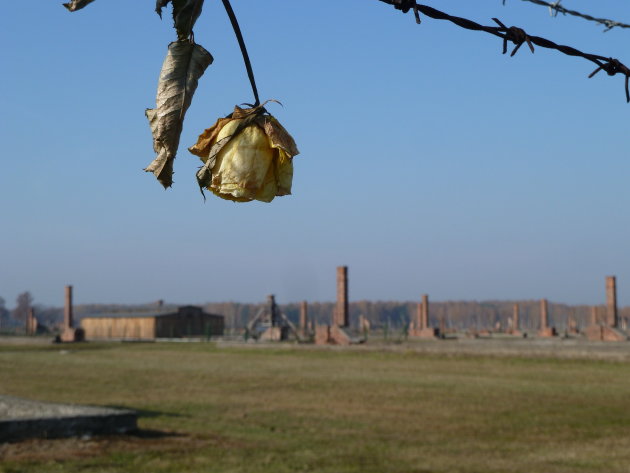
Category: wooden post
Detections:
[
  {"x1": 265, "y1": 294, "x2": 275, "y2": 327},
  {"x1": 299, "y1": 300, "x2": 308, "y2": 337}
]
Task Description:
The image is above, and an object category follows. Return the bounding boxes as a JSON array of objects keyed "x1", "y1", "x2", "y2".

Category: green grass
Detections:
[{"x1": 2, "y1": 342, "x2": 630, "y2": 472}]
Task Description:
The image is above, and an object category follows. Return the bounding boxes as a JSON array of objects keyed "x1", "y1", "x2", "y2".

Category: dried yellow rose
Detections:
[{"x1": 188, "y1": 105, "x2": 299, "y2": 202}]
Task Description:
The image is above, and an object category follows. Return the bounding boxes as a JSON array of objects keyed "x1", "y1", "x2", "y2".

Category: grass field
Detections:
[{"x1": 2, "y1": 340, "x2": 630, "y2": 473}]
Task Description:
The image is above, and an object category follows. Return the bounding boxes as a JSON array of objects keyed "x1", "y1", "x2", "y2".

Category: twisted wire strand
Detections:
[
  {"x1": 379, "y1": 0, "x2": 630, "y2": 102},
  {"x1": 508, "y1": 0, "x2": 630, "y2": 32}
]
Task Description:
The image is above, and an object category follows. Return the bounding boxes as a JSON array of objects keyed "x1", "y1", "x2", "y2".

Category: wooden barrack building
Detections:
[{"x1": 81, "y1": 305, "x2": 224, "y2": 341}]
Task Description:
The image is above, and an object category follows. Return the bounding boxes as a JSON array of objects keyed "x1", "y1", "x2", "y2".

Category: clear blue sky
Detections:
[{"x1": 1, "y1": 1, "x2": 629, "y2": 308}]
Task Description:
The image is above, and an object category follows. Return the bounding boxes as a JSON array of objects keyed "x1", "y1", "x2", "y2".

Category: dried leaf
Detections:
[
  {"x1": 155, "y1": 0, "x2": 169, "y2": 16},
  {"x1": 63, "y1": 0, "x2": 96, "y2": 12},
  {"x1": 145, "y1": 40, "x2": 213, "y2": 188},
  {"x1": 262, "y1": 116, "x2": 300, "y2": 158},
  {"x1": 155, "y1": 0, "x2": 205, "y2": 40}
]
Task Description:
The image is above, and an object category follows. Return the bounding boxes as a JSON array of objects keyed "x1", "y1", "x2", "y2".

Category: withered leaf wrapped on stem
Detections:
[
  {"x1": 63, "y1": 0, "x2": 96, "y2": 11},
  {"x1": 155, "y1": 0, "x2": 205, "y2": 41},
  {"x1": 145, "y1": 40, "x2": 213, "y2": 188},
  {"x1": 189, "y1": 105, "x2": 299, "y2": 202}
]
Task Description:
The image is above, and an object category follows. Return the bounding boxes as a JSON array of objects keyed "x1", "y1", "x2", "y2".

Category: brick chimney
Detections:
[
  {"x1": 335, "y1": 266, "x2": 349, "y2": 328},
  {"x1": 64, "y1": 285, "x2": 73, "y2": 330},
  {"x1": 421, "y1": 294, "x2": 429, "y2": 330},
  {"x1": 606, "y1": 276, "x2": 618, "y2": 328},
  {"x1": 540, "y1": 298, "x2": 548, "y2": 330}
]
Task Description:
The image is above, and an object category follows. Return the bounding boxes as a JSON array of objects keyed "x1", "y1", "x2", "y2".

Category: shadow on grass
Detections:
[
  {"x1": 102, "y1": 405, "x2": 188, "y2": 439},
  {"x1": 127, "y1": 428, "x2": 186, "y2": 439},
  {"x1": 0, "y1": 341, "x2": 122, "y2": 353},
  {"x1": 125, "y1": 407, "x2": 189, "y2": 440},
  {"x1": 103, "y1": 406, "x2": 186, "y2": 419}
]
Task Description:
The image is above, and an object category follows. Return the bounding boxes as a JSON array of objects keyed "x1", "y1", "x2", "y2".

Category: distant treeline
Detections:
[{"x1": 3, "y1": 299, "x2": 629, "y2": 334}]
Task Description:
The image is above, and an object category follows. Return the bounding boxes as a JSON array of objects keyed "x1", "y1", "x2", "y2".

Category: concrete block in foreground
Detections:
[{"x1": 0, "y1": 395, "x2": 137, "y2": 442}]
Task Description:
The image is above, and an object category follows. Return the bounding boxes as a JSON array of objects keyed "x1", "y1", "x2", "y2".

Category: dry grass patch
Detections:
[{"x1": 1, "y1": 342, "x2": 630, "y2": 472}]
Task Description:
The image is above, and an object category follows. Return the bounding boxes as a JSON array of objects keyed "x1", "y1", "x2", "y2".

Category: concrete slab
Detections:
[{"x1": 0, "y1": 395, "x2": 137, "y2": 442}]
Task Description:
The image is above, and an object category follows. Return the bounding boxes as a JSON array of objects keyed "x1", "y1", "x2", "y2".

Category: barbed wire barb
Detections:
[
  {"x1": 548, "y1": 1, "x2": 561, "y2": 18},
  {"x1": 492, "y1": 18, "x2": 535, "y2": 56},
  {"x1": 379, "y1": 0, "x2": 630, "y2": 103}
]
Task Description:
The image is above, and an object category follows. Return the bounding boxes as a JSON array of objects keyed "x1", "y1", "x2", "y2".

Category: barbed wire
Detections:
[
  {"x1": 379, "y1": 0, "x2": 630, "y2": 102},
  {"x1": 506, "y1": 0, "x2": 630, "y2": 32}
]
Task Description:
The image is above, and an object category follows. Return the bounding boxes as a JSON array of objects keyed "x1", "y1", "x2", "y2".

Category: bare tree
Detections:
[
  {"x1": 12, "y1": 292, "x2": 33, "y2": 324},
  {"x1": 0, "y1": 297, "x2": 9, "y2": 330}
]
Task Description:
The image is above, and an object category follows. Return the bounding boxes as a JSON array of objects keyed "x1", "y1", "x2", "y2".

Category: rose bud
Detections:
[{"x1": 188, "y1": 104, "x2": 299, "y2": 202}]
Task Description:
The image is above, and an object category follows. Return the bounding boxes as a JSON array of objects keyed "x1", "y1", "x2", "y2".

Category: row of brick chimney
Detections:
[{"x1": 28, "y1": 273, "x2": 623, "y2": 342}]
